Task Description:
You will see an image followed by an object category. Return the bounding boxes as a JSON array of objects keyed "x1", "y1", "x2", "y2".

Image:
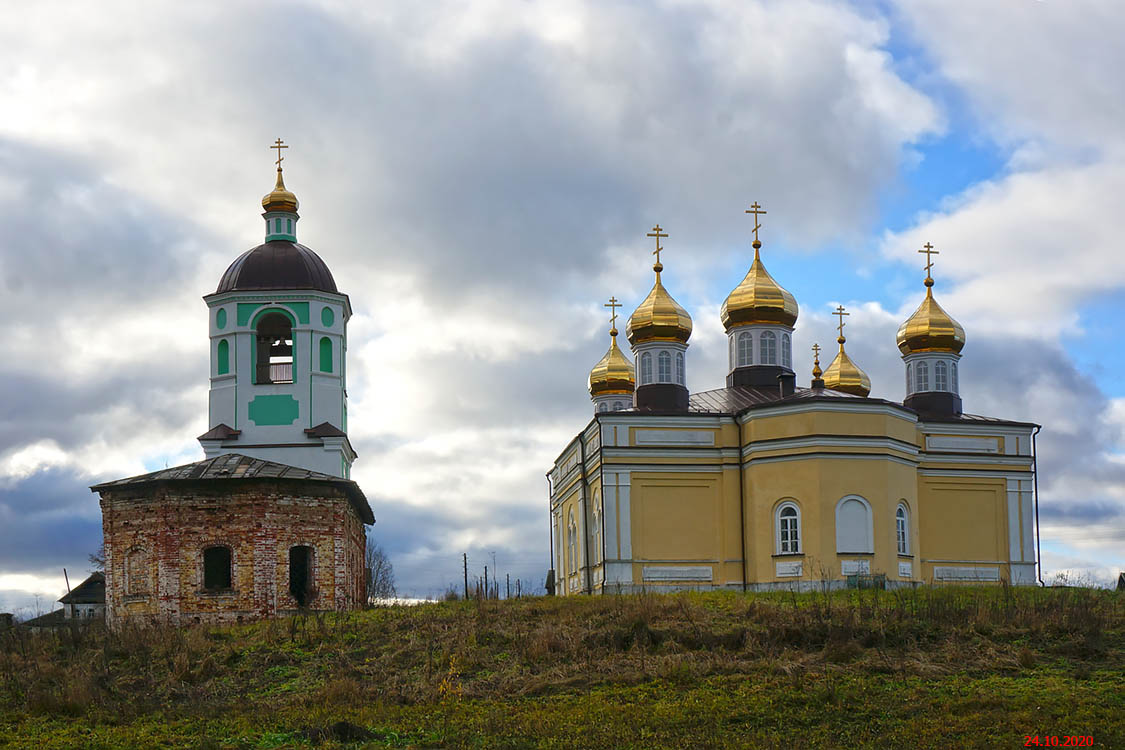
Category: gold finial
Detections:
[
  {"x1": 647, "y1": 224, "x2": 668, "y2": 269},
  {"x1": 919, "y1": 241, "x2": 939, "y2": 287},
  {"x1": 745, "y1": 201, "x2": 766, "y2": 255},
  {"x1": 812, "y1": 343, "x2": 823, "y2": 379},
  {"x1": 271, "y1": 138, "x2": 289, "y2": 170},
  {"x1": 833, "y1": 304, "x2": 849, "y2": 344},
  {"x1": 605, "y1": 296, "x2": 622, "y2": 334}
]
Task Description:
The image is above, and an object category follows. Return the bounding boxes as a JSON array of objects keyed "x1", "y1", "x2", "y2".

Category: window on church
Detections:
[
  {"x1": 729, "y1": 336, "x2": 735, "y2": 369},
  {"x1": 592, "y1": 503, "x2": 602, "y2": 565},
  {"x1": 935, "y1": 360, "x2": 948, "y2": 391},
  {"x1": 916, "y1": 362, "x2": 929, "y2": 392},
  {"x1": 598, "y1": 402, "x2": 608, "y2": 412},
  {"x1": 217, "y1": 339, "x2": 230, "y2": 376},
  {"x1": 781, "y1": 333, "x2": 791, "y2": 369},
  {"x1": 274, "y1": 218, "x2": 282, "y2": 233},
  {"x1": 289, "y1": 545, "x2": 313, "y2": 607},
  {"x1": 951, "y1": 362, "x2": 958, "y2": 393},
  {"x1": 287, "y1": 218, "x2": 293, "y2": 234},
  {"x1": 836, "y1": 496, "x2": 873, "y2": 554},
  {"x1": 777, "y1": 503, "x2": 801, "y2": 554},
  {"x1": 906, "y1": 363, "x2": 912, "y2": 395},
  {"x1": 760, "y1": 331, "x2": 777, "y2": 365},
  {"x1": 203, "y1": 546, "x2": 233, "y2": 591},
  {"x1": 126, "y1": 549, "x2": 147, "y2": 595},
  {"x1": 676, "y1": 352, "x2": 685, "y2": 385},
  {"x1": 612, "y1": 401, "x2": 623, "y2": 410},
  {"x1": 640, "y1": 353, "x2": 652, "y2": 385},
  {"x1": 319, "y1": 336, "x2": 333, "y2": 373},
  {"x1": 737, "y1": 332, "x2": 752, "y2": 367},
  {"x1": 896, "y1": 505, "x2": 909, "y2": 555},
  {"x1": 658, "y1": 351, "x2": 672, "y2": 383},
  {"x1": 255, "y1": 312, "x2": 294, "y2": 384},
  {"x1": 567, "y1": 512, "x2": 578, "y2": 575}
]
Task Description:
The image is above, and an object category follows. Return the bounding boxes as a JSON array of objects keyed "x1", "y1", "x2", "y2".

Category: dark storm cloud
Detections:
[{"x1": 0, "y1": 468, "x2": 102, "y2": 573}]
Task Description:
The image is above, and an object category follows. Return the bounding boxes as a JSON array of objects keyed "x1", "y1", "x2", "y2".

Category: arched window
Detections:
[
  {"x1": 126, "y1": 549, "x2": 148, "y2": 595},
  {"x1": 760, "y1": 331, "x2": 777, "y2": 365},
  {"x1": 203, "y1": 546, "x2": 233, "y2": 591},
  {"x1": 836, "y1": 496, "x2": 873, "y2": 554},
  {"x1": 217, "y1": 339, "x2": 230, "y2": 376},
  {"x1": 319, "y1": 337, "x2": 333, "y2": 373},
  {"x1": 676, "y1": 352, "x2": 685, "y2": 385},
  {"x1": 567, "y1": 512, "x2": 578, "y2": 575},
  {"x1": 776, "y1": 502, "x2": 801, "y2": 554},
  {"x1": 598, "y1": 402, "x2": 608, "y2": 413},
  {"x1": 935, "y1": 360, "x2": 948, "y2": 391},
  {"x1": 286, "y1": 218, "x2": 293, "y2": 234},
  {"x1": 658, "y1": 351, "x2": 672, "y2": 383},
  {"x1": 906, "y1": 363, "x2": 913, "y2": 395},
  {"x1": 729, "y1": 336, "x2": 735, "y2": 369},
  {"x1": 916, "y1": 362, "x2": 929, "y2": 392},
  {"x1": 640, "y1": 353, "x2": 653, "y2": 385},
  {"x1": 896, "y1": 505, "x2": 909, "y2": 555},
  {"x1": 951, "y1": 362, "x2": 959, "y2": 393},
  {"x1": 289, "y1": 545, "x2": 314, "y2": 607},
  {"x1": 612, "y1": 401, "x2": 623, "y2": 410},
  {"x1": 591, "y1": 497, "x2": 602, "y2": 565},
  {"x1": 737, "y1": 332, "x2": 752, "y2": 367},
  {"x1": 781, "y1": 333, "x2": 792, "y2": 369},
  {"x1": 255, "y1": 312, "x2": 294, "y2": 384}
]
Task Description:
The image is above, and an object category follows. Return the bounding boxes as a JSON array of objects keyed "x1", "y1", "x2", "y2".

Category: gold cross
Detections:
[
  {"x1": 811, "y1": 343, "x2": 822, "y2": 363},
  {"x1": 647, "y1": 224, "x2": 668, "y2": 265},
  {"x1": 745, "y1": 201, "x2": 766, "y2": 243},
  {"x1": 833, "y1": 305, "x2": 849, "y2": 338},
  {"x1": 918, "y1": 241, "x2": 939, "y2": 278},
  {"x1": 271, "y1": 137, "x2": 288, "y2": 169},
  {"x1": 605, "y1": 296, "x2": 622, "y2": 328}
]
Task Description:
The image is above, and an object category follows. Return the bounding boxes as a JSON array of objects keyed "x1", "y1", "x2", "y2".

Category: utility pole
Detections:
[
  {"x1": 484, "y1": 566, "x2": 488, "y2": 600},
  {"x1": 516, "y1": 579, "x2": 521, "y2": 598},
  {"x1": 463, "y1": 553, "x2": 468, "y2": 600},
  {"x1": 506, "y1": 573, "x2": 510, "y2": 600}
]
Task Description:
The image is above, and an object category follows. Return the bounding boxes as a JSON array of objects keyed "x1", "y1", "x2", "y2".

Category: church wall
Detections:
[
  {"x1": 742, "y1": 408, "x2": 919, "y2": 447},
  {"x1": 100, "y1": 481, "x2": 367, "y2": 626},
  {"x1": 916, "y1": 475, "x2": 1010, "y2": 583}
]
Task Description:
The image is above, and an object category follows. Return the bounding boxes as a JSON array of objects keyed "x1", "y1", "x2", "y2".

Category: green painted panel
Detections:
[
  {"x1": 321, "y1": 306, "x2": 335, "y2": 327},
  {"x1": 217, "y1": 339, "x2": 230, "y2": 375},
  {"x1": 216, "y1": 308, "x2": 227, "y2": 330},
  {"x1": 289, "y1": 302, "x2": 309, "y2": 324},
  {"x1": 248, "y1": 395, "x2": 300, "y2": 426},
  {"x1": 319, "y1": 337, "x2": 333, "y2": 373},
  {"x1": 237, "y1": 303, "x2": 262, "y2": 326}
]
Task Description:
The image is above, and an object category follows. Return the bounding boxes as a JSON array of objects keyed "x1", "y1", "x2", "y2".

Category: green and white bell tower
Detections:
[{"x1": 199, "y1": 141, "x2": 355, "y2": 478}]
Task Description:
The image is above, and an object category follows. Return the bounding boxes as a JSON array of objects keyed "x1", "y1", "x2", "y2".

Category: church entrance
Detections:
[{"x1": 289, "y1": 546, "x2": 313, "y2": 607}]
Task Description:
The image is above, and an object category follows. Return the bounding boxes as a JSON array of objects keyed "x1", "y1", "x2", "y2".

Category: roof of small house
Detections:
[
  {"x1": 90, "y1": 453, "x2": 374, "y2": 524},
  {"x1": 59, "y1": 572, "x2": 105, "y2": 605}
]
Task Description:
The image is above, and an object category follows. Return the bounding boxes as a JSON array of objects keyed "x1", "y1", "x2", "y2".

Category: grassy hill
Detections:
[{"x1": 1, "y1": 585, "x2": 1122, "y2": 749}]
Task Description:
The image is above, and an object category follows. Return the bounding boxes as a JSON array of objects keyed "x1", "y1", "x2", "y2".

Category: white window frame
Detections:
[
  {"x1": 935, "y1": 360, "x2": 948, "y2": 391},
  {"x1": 951, "y1": 362, "x2": 959, "y2": 393},
  {"x1": 657, "y1": 350, "x2": 672, "y2": 383},
  {"x1": 640, "y1": 352, "x2": 653, "y2": 385},
  {"x1": 775, "y1": 501, "x2": 802, "y2": 554},
  {"x1": 896, "y1": 503, "x2": 909, "y2": 555},
  {"x1": 760, "y1": 331, "x2": 778, "y2": 365},
  {"x1": 781, "y1": 333, "x2": 792, "y2": 369},
  {"x1": 676, "y1": 352, "x2": 685, "y2": 385},
  {"x1": 906, "y1": 363, "x2": 913, "y2": 395},
  {"x1": 916, "y1": 362, "x2": 929, "y2": 392},
  {"x1": 835, "y1": 495, "x2": 874, "y2": 554},
  {"x1": 737, "y1": 332, "x2": 752, "y2": 367}
]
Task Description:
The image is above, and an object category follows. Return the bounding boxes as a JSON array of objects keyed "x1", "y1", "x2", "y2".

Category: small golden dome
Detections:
[
  {"x1": 262, "y1": 168, "x2": 299, "y2": 213},
  {"x1": 896, "y1": 278, "x2": 965, "y2": 354},
  {"x1": 589, "y1": 328, "x2": 636, "y2": 396},
  {"x1": 822, "y1": 337, "x2": 871, "y2": 397},
  {"x1": 720, "y1": 241, "x2": 798, "y2": 331},
  {"x1": 626, "y1": 263, "x2": 693, "y2": 345}
]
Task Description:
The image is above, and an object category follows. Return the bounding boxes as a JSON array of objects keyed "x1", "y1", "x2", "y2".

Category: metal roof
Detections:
[
  {"x1": 214, "y1": 241, "x2": 338, "y2": 294},
  {"x1": 90, "y1": 454, "x2": 374, "y2": 524},
  {"x1": 59, "y1": 572, "x2": 105, "y2": 604}
]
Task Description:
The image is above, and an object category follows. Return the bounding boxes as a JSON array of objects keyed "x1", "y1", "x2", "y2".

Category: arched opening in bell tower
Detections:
[{"x1": 255, "y1": 312, "x2": 294, "y2": 384}]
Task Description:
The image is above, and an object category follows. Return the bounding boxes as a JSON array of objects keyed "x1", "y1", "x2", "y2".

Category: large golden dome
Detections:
[
  {"x1": 822, "y1": 337, "x2": 871, "y2": 397},
  {"x1": 896, "y1": 278, "x2": 965, "y2": 354},
  {"x1": 589, "y1": 328, "x2": 636, "y2": 396},
  {"x1": 262, "y1": 168, "x2": 299, "y2": 213},
  {"x1": 626, "y1": 263, "x2": 693, "y2": 345},
  {"x1": 720, "y1": 240, "x2": 798, "y2": 331}
]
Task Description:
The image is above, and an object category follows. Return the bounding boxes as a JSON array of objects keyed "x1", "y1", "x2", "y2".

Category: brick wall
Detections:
[{"x1": 99, "y1": 480, "x2": 367, "y2": 626}]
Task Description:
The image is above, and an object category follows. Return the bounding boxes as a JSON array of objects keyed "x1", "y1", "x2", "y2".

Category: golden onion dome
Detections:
[
  {"x1": 626, "y1": 262, "x2": 693, "y2": 345},
  {"x1": 262, "y1": 168, "x2": 299, "y2": 213},
  {"x1": 896, "y1": 278, "x2": 965, "y2": 354},
  {"x1": 720, "y1": 241, "x2": 798, "y2": 331},
  {"x1": 589, "y1": 328, "x2": 636, "y2": 396},
  {"x1": 822, "y1": 336, "x2": 871, "y2": 397}
]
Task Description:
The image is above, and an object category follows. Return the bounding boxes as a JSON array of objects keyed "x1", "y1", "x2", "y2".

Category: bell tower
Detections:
[{"x1": 198, "y1": 141, "x2": 355, "y2": 477}]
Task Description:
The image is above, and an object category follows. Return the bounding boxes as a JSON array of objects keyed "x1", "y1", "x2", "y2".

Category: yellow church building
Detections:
[{"x1": 548, "y1": 207, "x2": 1040, "y2": 594}]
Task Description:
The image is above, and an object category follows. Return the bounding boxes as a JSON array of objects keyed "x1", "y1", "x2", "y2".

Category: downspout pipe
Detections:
[
  {"x1": 546, "y1": 471, "x2": 555, "y2": 595},
  {"x1": 1032, "y1": 424, "x2": 1044, "y2": 586},
  {"x1": 599, "y1": 430, "x2": 607, "y2": 588}
]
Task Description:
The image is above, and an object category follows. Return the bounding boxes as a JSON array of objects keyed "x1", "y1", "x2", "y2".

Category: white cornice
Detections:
[
  {"x1": 737, "y1": 401, "x2": 918, "y2": 424},
  {"x1": 742, "y1": 436, "x2": 919, "y2": 458}
]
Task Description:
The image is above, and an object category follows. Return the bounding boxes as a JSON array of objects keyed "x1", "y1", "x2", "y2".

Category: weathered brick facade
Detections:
[{"x1": 93, "y1": 454, "x2": 373, "y2": 626}]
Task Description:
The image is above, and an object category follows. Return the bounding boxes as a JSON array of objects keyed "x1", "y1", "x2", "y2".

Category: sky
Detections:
[{"x1": 1, "y1": 0, "x2": 1123, "y2": 613}]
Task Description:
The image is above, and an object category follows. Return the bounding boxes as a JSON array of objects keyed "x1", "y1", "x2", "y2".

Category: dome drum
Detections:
[
  {"x1": 904, "y1": 391, "x2": 963, "y2": 419},
  {"x1": 726, "y1": 366, "x2": 797, "y2": 394},
  {"x1": 634, "y1": 383, "x2": 689, "y2": 411}
]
